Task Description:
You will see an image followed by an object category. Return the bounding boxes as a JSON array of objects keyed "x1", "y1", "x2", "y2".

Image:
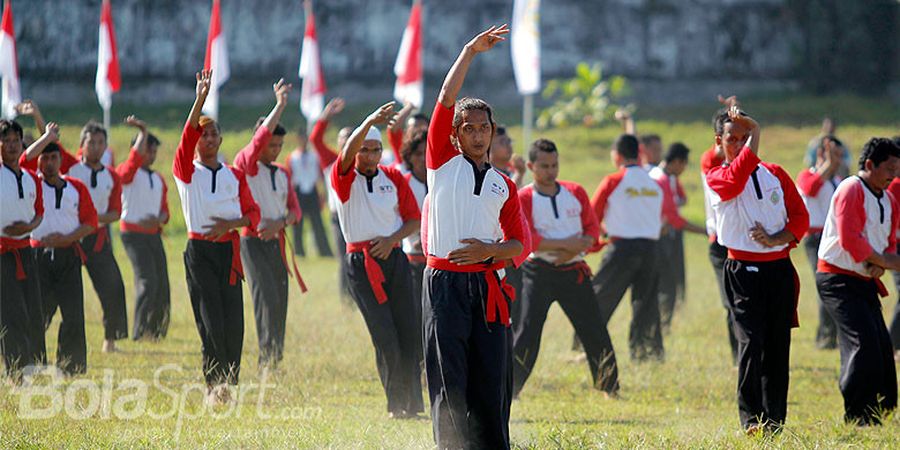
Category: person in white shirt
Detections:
[
  {"x1": 116, "y1": 117, "x2": 171, "y2": 342},
  {"x1": 172, "y1": 70, "x2": 261, "y2": 405},
  {"x1": 286, "y1": 127, "x2": 332, "y2": 258},
  {"x1": 1, "y1": 119, "x2": 47, "y2": 381},
  {"x1": 796, "y1": 136, "x2": 846, "y2": 349},
  {"x1": 815, "y1": 137, "x2": 900, "y2": 426}
]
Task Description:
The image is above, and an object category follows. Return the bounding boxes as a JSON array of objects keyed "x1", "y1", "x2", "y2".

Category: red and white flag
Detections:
[
  {"x1": 393, "y1": 0, "x2": 423, "y2": 109},
  {"x1": 511, "y1": 0, "x2": 541, "y2": 95},
  {"x1": 298, "y1": 0, "x2": 325, "y2": 123},
  {"x1": 203, "y1": 0, "x2": 229, "y2": 119},
  {"x1": 95, "y1": 0, "x2": 121, "y2": 112},
  {"x1": 0, "y1": 0, "x2": 20, "y2": 119}
]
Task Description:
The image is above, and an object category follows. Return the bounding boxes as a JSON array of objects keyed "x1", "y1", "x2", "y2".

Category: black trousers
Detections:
[
  {"x1": 709, "y1": 241, "x2": 738, "y2": 362},
  {"x1": 513, "y1": 260, "x2": 618, "y2": 396},
  {"x1": 658, "y1": 230, "x2": 680, "y2": 331},
  {"x1": 506, "y1": 265, "x2": 523, "y2": 325},
  {"x1": 804, "y1": 233, "x2": 837, "y2": 348},
  {"x1": 346, "y1": 248, "x2": 422, "y2": 415},
  {"x1": 816, "y1": 272, "x2": 897, "y2": 424},
  {"x1": 424, "y1": 267, "x2": 513, "y2": 450},
  {"x1": 593, "y1": 239, "x2": 663, "y2": 361},
  {"x1": 409, "y1": 258, "x2": 426, "y2": 369},
  {"x1": 293, "y1": 187, "x2": 333, "y2": 257},
  {"x1": 82, "y1": 230, "x2": 128, "y2": 341},
  {"x1": 724, "y1": 257, "x2": 795, "y2": 429},
  {"x1": 1, "y1": 248, "x2": 44, "y2": 377},
  {"x1": 240, "y1": 236, "x2": 289, "y2": 366},
  {"x1": 330, "y1": 214, "x2": 352, "y2": 303},
  {"x1": 184, "y1": 239, "x2": 244, "y2": 386},
  {"x1": 36, "y1": 246, "x2": 86, "y2": 375},
  {"x1": 121, "y1": 232, "x2": 170, "y2": 340}
]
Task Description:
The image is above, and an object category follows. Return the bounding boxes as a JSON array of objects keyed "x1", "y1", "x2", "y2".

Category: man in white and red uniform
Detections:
[
  {"x1": 234, "y1": 80, "x2": 305, "y2": 368},
  {"x1": 308, "y1": 98, "x2": 354, "y2": 303},
  {"x1": 1, "y1": 119, "x2": 46, "y2": 380},
  {"x1": 513, "y1": 138, "x2": 617, "y2": 397},
  {"x1": 815, "y1": 137, "x2": 900, "y2": 426},
  {"x1": 66, "y1": 121, "x2": 128, "y2": 352},
  {"x1": 173, "y1": 71, "x2": 261, "y2": 404},
  {"x1": 286, "y1": 128, "x2": 332, "y2": 257},
  {"x1": 591, "y1": 134, "x2": 665, "y2": 362},
  {"x1": 332, "y1": 103, "x2": 422, "y2": 418},
  {"x1": 116, "y1": 118, "x2": 171, "y2": 341},
  {"x1": 648, "y1": 143, "x2": 706, "y2": 331},
  {"x1": 797, "y1": 136, "x2": 845, "y2": 349},
  {"x1": 888, "y1": 137, "x2": 900, "y2": 360},
  {"x1": 423, "y1": 26, "x2": 530, "y2": 449},
  {"x1": 706, "y1": 106, "x2": 808, "y2": 434},
  {"x1": 31, "y1": 142, "x2": 98, "y2": 375}
]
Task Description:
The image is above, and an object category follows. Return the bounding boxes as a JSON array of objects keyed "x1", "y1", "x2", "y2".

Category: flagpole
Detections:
[
  {"x1": 103, "y1": 105, "x2": 110, "y2": 130},
  {"x1": 522, "y1": 93, "x2": 533, "y2": 148}
]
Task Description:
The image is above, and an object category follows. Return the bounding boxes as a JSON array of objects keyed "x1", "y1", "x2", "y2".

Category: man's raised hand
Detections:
[
  {"x1": 717, "y1": 94, "x2": 740, "y2": 109},
  {"x1": 124, "y1": 115, "x2": 147, "y2": 131},
  {"x1": 466, "y1": 24, "x2": 509, "y2": 54},
  {"x1": 367, "y1": 102, "x2": 397, "y2": 127},
  {"x1": 16, "y1": 100, "x2": 40, "y2": 117},
  {"x1": 273, "y1": 78, "x2": 292, "y2": 106},
  {"x1": 322, "y1": 97, "x2": 345, "y2": 121},
  {"x1": 196, "y1": 70, "x2": 213, "y2": 99}
]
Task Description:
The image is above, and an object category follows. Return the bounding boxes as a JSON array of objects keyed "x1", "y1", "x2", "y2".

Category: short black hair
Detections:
[
  {"x1": 411, "y1": 113, "x2": 429, "y2": 123},
  {"x1": 42, "y1": 142, "x2": 61, "y2": 154},
  {"x1": 614, "y1": 134, "x2": 640, "y2": 160},
  {"x1": 80, "y1": 121, "x2": 107, "y2": 144},
  {"x1": 496, "y1": 125, "x2": 507, "y2": 136},
  {"x1": 0, "y1": 119, "x2": 23, "y2": 140},
  {"x1": 818, "y1": 135, "x2": 843, "y2": 150},
  {"x1": 400, "y1": 129, "x2": 427, "y2": 170},
  {"x1": 130, "y1": 132, "x2": 161, "y2": 148},
  {"x1": 858, "y1": 137, "x2": 900, "y2": 171},
  {"x1": 452, "y1": 97, "x2": 495, "y2": 129},
  {"x1": 664, "y1": 142, "x2": 690, "y2": 163},
  {"x1": 528, "y1": 138, "x2": 558, "y2": 162},
  {"x1": 712, "y1": 108, "x2": 749, "y2": 136},
  {"x1": 640, "y1": 134, "x2": 661, "y2": 147},
  {"x1": 254, "y1": 117, "x2": 287, "y2": 136}
]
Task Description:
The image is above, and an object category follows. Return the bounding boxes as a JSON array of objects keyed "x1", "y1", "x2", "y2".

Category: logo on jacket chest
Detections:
[
  {"x1": 625, "y1": 187, "x2": 659, "y2": 198},
  {"x1": 377, "y1": 184, "x2": 394, "y2": 194},
  {"x1": 489, "y1": 181, "x2": 507, "y2": 197}
]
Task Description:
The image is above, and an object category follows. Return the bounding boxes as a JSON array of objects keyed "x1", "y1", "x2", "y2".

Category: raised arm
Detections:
[
  {"x1": 173, "y1": 71, "x2": 211, "y2": 183},
  {"x1": 234, "y1": 79, "x2": 292, "y2": 173},
  {"x1": 309, "y1": 98, "x2": 344, "y2": 169},
  {"x1": 437, "y1": 25, "x2": 509, "y2": 108},
  {"x1": 22, "y1": 122, "x2": 60, "y2": 163},
  {"x1": 16, "y1": 100, "x2": 46, "y2": 136},
  {"x1": 338, "y1": 102, "x2": 396, "y2": 174}
]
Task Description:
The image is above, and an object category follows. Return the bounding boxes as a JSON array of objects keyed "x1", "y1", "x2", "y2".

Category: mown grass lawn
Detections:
[{"x1": 1, "y1": 94, "x2": 898, "y2": 448}]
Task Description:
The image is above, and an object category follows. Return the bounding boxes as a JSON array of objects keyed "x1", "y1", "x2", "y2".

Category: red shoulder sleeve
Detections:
[
  {"x1": 59, "y1": 144, "x2": 78, "y2": 174},
  {"x1": 765, "y1": 163, "x2": 809, "y2": 243},
  {"x1": 173, "y1": 120, "x2": 202, "y2": 183},
  {"x1": 27, "y1": 169, "x2": 43, "y2": 216},
  {"x1": 115, "y1": 148, "x2": 144, "y2": 184},
  {"x1": 388, "y1": 127, "x2": 404, "y2": 164},
  {"x1": 888, "y1": 179, "x2": 900, "y2": 202},
  {"x1": 231, "y1": 167, "x2": 261, "y2": 231},
  {"x1": 517, "y1": 185, "x2": 540, "y2": 252},
  {"x1": 700, "y1": 146, "x2": 721, "y2": 175},
  {"x1": 655, "y1": 175, "x2": 687, "y2": 230},
  {"x1": 68, "y1": 177, "x2": 99, "y2": 229},
  {"x1": 887, "y1": 191, "x2": 899, "y2": 254},
  {"x1": 499, "y1": 176, "x2": 530, "y2": 267},
  {"x1": 329, "y1": 157, "x2": 357, "y2": 203},
  {"x1": 233, "y1": 125, "x2": 271, "y2": 176},
  {"x1": 705, "y1": 146, "x2": 761, "y2": 201},
  {"x1": 590, "y1": 170, "x2": 626, "y2": 233},
  {"x1": 796, "y1": 169, "x2": 824, "y2": 197},
  {"x1": 107, "y1": 168, "x2": 122, "y2": 214},
  {"x1": 384, "y1": 166, "x2": 421, "y2": 222},
  {"x1": 426, "y1": 101, "x2": 458, "y2": 170},
  {"x1": 310, "y1": 120, "x2": 338, "y2": 169},
  {"x1": 832, "y1": 180, "x2": 872, "y2": 262}
]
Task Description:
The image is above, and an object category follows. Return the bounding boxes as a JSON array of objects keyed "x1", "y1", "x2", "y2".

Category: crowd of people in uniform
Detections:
[{"x1": 3, "y1": 25, "x2": 900, "y2": 448}]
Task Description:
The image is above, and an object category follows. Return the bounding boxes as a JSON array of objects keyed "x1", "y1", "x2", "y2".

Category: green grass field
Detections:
[{"x1": 1, "y1": 95, "x2": 899, "y2": 448}]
